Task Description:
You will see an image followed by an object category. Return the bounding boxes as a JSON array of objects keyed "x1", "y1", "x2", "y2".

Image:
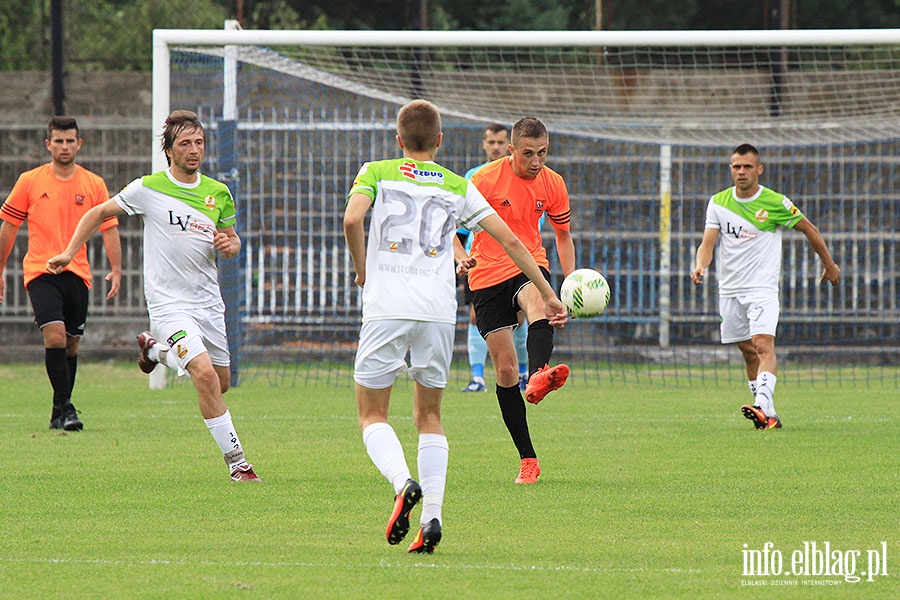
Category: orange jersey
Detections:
[
  {"x1": 1, "y1": 163, "x2": 117, "y2": 288},
  {"x1": 468, "y1": 158, "x2": 571, "y2": 290}
]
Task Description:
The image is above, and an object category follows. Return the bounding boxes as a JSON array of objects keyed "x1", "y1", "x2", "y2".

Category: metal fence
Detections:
[{"x1": 2, "y1": 114, "x2": 898, "y2": 372}]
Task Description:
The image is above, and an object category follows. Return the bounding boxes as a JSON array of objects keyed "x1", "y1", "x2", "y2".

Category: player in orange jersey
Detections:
[
  {"x1": 465, "y1": 117, "x2": 575, "y2": 484},
  {"x1": 0, "y1": 116, "x2": 121, "y2": 431}
]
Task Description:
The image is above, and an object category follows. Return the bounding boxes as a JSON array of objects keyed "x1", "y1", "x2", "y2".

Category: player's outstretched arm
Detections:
[
  {"x1": 47, "y1": 198, "x2": 125, "y2": 274},
  {"x1": 793, "y1": 217, "x2": 841, "y2": 285},
  {"x1": 478, "y1": 213, "x2": 567, "y2": 327},
  {"x1": 690, "y1": 228, "x2": 719, "y2": 285}
]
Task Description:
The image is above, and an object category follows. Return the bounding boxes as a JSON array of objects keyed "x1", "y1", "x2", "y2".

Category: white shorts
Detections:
[
  {"x1": 719, "y1": 294, "x2": 780, "y2": 344},
  {"x1": 152, "y1": 306, "x2": 230, "y2": 376},
  {"x1": 354, "y1": 319, "x2": 455, "y2": 390}
]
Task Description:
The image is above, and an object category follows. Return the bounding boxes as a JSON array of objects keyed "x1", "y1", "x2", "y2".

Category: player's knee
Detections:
[
  {"x1": 495, "y1": 361, "x2": 519, "y2": 384},
  {"x1": 752, "y1": 337, "x2": 775, "y2": 356},
  {"x1": 42, "y1": 330, "x2": 67, "y2": 348}
]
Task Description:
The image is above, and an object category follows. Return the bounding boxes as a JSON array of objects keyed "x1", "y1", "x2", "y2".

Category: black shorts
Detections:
[
  {"x1": 27, "y1": 271, "x2": 90, "y2": 336},
  {"x1": 473, "y1": 267, "x2": 550, "y2": 337}
]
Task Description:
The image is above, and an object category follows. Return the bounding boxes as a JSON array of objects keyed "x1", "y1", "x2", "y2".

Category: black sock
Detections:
[
  {"x1": 67, "y1": 354, "x2": 78, "y2": 395},
  {"x1": 526, "y1": 319, "x2": 554, "y2": 377},
  {"x1": 45, "y1": 348, "x2": 71, "y2": 413},
  {"x1": 496, "y1": 384, "x2": 536, "y2": 459}
]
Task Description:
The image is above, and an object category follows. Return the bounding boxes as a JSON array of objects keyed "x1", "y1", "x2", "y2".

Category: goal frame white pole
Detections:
[
  {"x1": 150, "y1": 27, "x2": 900, "y2": 379},
  {"x1": 152, "y1": 27, "x2": 900, "y2": 48}
]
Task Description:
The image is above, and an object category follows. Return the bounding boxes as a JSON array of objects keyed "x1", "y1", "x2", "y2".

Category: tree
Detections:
[
  {"x1": 0, "y1": 1, "x2": 51, "y2": 70},
  {"x1": 70, "y1": 0, "x2": 228, "y2": 70},
  {"x1": 1, "y1": 0, "x2": 898, "y2": 71}
]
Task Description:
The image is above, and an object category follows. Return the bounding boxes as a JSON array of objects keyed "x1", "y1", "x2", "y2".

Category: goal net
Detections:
[{"x1": 154, "y1": 27, "x2": 900, "y2": 387}]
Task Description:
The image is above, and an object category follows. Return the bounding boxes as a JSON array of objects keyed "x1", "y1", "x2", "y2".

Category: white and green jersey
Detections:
[
  {"x1": 704, "y1": 185, "x2": 804, "y2": 297},
  {"x1": 114, "y1": 169, "x2": 236, "y2": 316},
  {"x1": 348, "y1": 158, "x2": 495, "y2": 324}
]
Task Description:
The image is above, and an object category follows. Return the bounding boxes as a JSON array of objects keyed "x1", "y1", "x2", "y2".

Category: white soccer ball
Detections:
[{"x1": 560, "y1": 268, "x2": 610, "y2": 318}]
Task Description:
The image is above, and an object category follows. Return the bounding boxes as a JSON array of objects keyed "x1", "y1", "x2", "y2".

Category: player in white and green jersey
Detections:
[
  {"x1": 47, "y1": 110, "x2": 260, "y2": 482},
  {"x1": 691, "y1": 143, "x2": 841, "y2": 430},
  {"x1": 347, "y1": 157, "x2": 493, "y2": 325},
  {"x1": 114, "y1": 170, "x2": 235, "y2": 316},
  {"x1": 344, "y1": 100, "x2": 567, "y2": 554}
]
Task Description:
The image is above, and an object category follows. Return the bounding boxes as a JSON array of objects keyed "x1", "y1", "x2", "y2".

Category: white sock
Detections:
[
  {"x1": 152, "y1": 344, "x2": 174, "y2": 370},
  {"x1": 204, "y1": 410, "x2": 247, "y2": 469},
  {"x1": 748, "y1": 379, "x2": 758, "y2": 398},
  {"x1": 755, "y1": 372, "x2": 777, "y2": 417},
  {"x1": 363, "y1": 422, "x2": 411, "y2": 494},
  {"x1": 417, "y1": 433, "x2": 448, "y2": 526}
]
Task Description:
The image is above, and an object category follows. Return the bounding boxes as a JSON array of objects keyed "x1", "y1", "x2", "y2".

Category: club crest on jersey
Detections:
[
  {"x1": 204, "y1": 195, "x2": 217, "y2": 210},
  {"x1": 755, "y1": 209, "x2": 769, "y2": 223},
  {"x1": 75, "y1": 195, "x2": 84, "y2": 205},
  {"x1": 534, "y1": 199, "x2": 545, "y2": 213},
  {"x1": 399, "y1": 161, "x2": 444, "y2": 184}
]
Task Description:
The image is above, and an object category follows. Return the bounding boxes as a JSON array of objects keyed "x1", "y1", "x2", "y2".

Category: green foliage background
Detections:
[{"x1": 2, "y1": 0, "x2": 899, "y2": 71}]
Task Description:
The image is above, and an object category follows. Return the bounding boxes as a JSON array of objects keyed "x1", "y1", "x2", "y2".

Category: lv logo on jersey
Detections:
[{"x1": 726, "y1": 222, "x2": 757, "y2": 240}]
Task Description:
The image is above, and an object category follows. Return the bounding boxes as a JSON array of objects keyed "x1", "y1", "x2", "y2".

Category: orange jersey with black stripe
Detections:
[
  {"x1": 468, "y1": 158, "x2": 571, "y2": 290},
  {"x1": 1, "y1": 163, "x2": 117, "y2": 288}
]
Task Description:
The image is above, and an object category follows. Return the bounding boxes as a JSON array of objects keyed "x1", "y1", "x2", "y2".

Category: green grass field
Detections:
[{"x1": 1, "y1": 362, "x2": 897, "y2": 599}]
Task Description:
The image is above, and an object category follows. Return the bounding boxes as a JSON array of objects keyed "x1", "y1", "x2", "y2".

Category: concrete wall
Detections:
[{"x1": 0, "y1": 71, "x2": 152, "y2": 123}]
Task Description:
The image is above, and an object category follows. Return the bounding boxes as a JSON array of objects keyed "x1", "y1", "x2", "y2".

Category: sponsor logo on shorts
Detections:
[{"x1": 167, "y1": 330, "x2": 187, "y2": 348}]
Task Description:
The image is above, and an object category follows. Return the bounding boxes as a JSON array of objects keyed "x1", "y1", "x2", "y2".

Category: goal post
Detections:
[{"x1": 150, "y1": 26, "x2": 900, "y2": 387}]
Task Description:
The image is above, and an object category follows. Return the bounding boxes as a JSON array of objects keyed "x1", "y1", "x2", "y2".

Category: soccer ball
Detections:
[{"x1": 560, "y1": 269, "x2": 610, "y2": 318}]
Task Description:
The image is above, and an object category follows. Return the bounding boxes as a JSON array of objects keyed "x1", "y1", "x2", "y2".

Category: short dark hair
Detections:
[
  {"x1": 397, "y1": 99, "x2": 441, "y2": 152},
  {"x1": 733, "y1": 143, "x2": 759, "y2": 157},
  {"x1": 484, "y1": 123, "x2": 509, "y2": 137},
  {"x1": 511, "y1": 117, "x2": 547, "y2": 145},
  {"x1": 161, "y1": 110, "x2": 205, "y2": 154},
  {"x1": 47, "y1": 116, "x2": 79, "y2": 139}
]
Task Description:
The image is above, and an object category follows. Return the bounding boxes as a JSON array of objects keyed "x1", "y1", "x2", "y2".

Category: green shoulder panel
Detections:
[
  {"x1": 142, "y1": 171, "x2": 235, "y2": 227},
  {"x1": 348, "y1": 159, "x2": 468, "y2": 203},
  {"x1": 712, "y1": 187, "x2": 804, "y2": 232}
]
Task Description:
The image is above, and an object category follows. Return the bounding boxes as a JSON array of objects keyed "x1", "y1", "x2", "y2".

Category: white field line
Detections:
[{"x1": 0, "y1": 555, "x2": 700, "y2": 574}]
